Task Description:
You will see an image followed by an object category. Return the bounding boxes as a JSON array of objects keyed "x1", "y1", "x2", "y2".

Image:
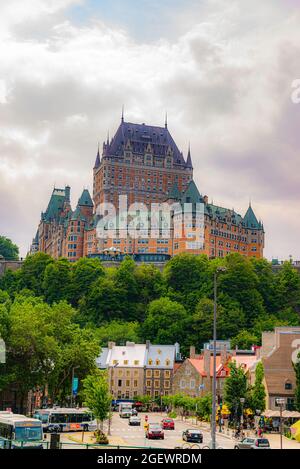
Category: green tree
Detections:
[
  {"x1": 0, "y1": 236, "x2": 19, "y2": 260},
  {"x1": 69, "y1": 257, "x2": 105, "y2": 306},
  {"x1": 95, "y1": 321, "x2": 140, "y2": 346},
  {"x1": 43, "y1": 258, "x2": 72, "y2": 304},
  {"x1": 293, "y1": 352, "x2": 300, "y2": 412},
  {"x1": 275, "y1": 262, "x2": 300, "y2": 313},
  {"x1": 250, "y1": 362, "x2": 266, "y2": 413},
  {"x1": 19, "y1": 252, "x2": 53, "y2": 296},
  {"x1": 141, "y1": 297, "x2": 188, "y2": 345},
  {"x1": 82, "y1": 371, "x2": 111, "y2": 430},
  {"x1": 231, "y1": 330, "x2": 259, "y2": 349},
  {"x1": 224, "y1": 361, "x2": 249, "y2": 426}
]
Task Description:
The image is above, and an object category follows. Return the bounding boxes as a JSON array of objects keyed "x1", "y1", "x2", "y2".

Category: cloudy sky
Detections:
[{"x1": 0, "y1": 0, "x2": 299, "y2": 260}]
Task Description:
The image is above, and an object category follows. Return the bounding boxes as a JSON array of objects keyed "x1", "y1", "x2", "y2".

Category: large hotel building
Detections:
[{"x1": 31, "y1": 117, "x2": 264, "y2": 261}]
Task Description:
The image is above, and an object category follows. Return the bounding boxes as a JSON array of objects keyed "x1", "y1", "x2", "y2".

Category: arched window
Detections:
[
  {"x1": 148, "y1": 359, "x2": 153, "y2": 365},
  {"x1": 156, "y1": 359, "x2": 160, "y2": 366}
]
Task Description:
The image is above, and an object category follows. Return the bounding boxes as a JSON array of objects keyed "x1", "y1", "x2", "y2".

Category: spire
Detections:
[
  {"x1": 243, "y1": 204, "x2": 260, "y2": 229},
  {"x1": 121, "y1": 105, "x2": 124, "y2": 123},
  {"x1": 94, "y1": 143, "x2": 101, "y2": 169},
  {"x1": 186, "y1": 143, "x2": 193, "y2": 169},
  {"x1": 107, "y1": 130, "x2": 110, "y2": 146},
  {"x1": 78, "y1": 189, "x2": 93, "y2": 208},
  {"x1": 165, "y1": 111, "x2": 168, "y2": 129}
]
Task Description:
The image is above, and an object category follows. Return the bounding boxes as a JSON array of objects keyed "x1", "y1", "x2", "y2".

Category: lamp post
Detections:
[
  {"x1": 240, "y1": 397, "x2": 245, "y2": 430},
  {"x1": 108, "y1": 362, "x2": 119, "y2": 436},
  {"x1": 276, "y1": 398, "x2": 285, "y2": 449},
  {"x1": 211, "y1": 266, "x2": 227, "y2": 450}
]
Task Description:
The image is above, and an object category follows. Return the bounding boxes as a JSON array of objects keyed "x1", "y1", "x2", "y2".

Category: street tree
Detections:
[
  {"x1": 0, "y1": 236, "x2": 19, "y2": 260},
  {"x1": 82, "y1": 371, "x2": 111, "y2": 431}
]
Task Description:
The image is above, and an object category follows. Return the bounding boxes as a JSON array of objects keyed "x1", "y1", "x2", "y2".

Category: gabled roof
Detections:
[
  {"x1": 78, "y1": 189, "x2": 93, "y2": 208},
  {"x1": 105, "y1": 121, "x2": 186, "y2": 165}
]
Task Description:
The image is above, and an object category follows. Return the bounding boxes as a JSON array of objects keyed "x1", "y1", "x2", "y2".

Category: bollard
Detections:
[{"x1": 50, "y1": 433, "x2": 60, "y2": 450}]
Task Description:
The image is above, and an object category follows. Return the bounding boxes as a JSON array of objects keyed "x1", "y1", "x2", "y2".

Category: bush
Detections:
[
  {"x1": 94, "y1": 429, "x2": 109, "y2": 445},
  {"x1": 168, "y1": 411, "x2": 177, "y2": 419}
]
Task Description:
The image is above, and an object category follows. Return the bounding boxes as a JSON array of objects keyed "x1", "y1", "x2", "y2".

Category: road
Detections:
[{"x1": 57, "y1": 412, "x2": 234, "y2": 449}]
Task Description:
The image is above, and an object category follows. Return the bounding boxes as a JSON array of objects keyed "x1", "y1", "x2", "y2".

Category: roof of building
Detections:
[
  {"x1": 243, "y1": 204, "x2": 260, "y2": 229},
  {"x1": 42, "y1": 187, "x2": 68, "y2": 222},
  {"x1": 146, "y1": 344, "x2": 176, "y2": 369},
  {"x1": 107, "y1": 344, "x2": 147, "y2": 368},
  {"x1": 104, "y1": 120, "x2": 187, "y2": 166},
  {"x1": 78, "y1": 189, "x2": 93, "y2": 208},
  {"x1": 188, "y1": 355, "x2": 222, "y2": 378},
  {"x1": 230, "y1": 354, "x2": 257, "y2": 372},
  {"x1": 96, "y1": 348, "x2": 109, "y2": 369}
]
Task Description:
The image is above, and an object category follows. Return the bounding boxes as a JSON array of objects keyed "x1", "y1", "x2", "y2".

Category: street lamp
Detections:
[
  {"x1": 240, "y1": 398, "x2": 245, "y2": 429},
  {"x1": 276, "y1": 398, "x2": 285, "y2": 450},
  {"x1": 211, "y1": 266, "x2": 227, "y2": 450},
  {"x1": 108, "y1": 362, "x2": 119, "y2": 436}
]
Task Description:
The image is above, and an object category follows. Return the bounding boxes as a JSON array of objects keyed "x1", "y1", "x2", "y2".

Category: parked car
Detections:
[
  {"x1": 161, "y1": 418, "x2": 175, "y2": 430},
  {"x1": 234, "y1": 438, "x2": 270, "y2": 449},
  {"x1": 129, "y1": 416, "x2": 141, "y2": 426},
  {"x1": 182, "y1": 429, "x2": 203, "y2": 443},
  {"x1": 146, "y1": 423, "x2": 164, "y2": 440}
]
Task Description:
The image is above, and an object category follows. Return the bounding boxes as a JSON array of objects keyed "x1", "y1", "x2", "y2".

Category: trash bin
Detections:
[{"x1": 50, "y1": 433, "x2": 60, "y2": 450}]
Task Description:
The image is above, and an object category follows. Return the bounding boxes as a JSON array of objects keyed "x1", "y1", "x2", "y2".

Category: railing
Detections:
[{"x1": 59, "y1": 441, "x2": 167, "y2": 450}]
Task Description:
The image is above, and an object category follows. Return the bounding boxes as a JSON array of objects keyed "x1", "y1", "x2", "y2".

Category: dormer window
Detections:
[
  {"x1": 285, "y1": 380, "x2": 292, "y2": 390},
  {"x1": 156, "y1": 359, "x2": 160, "y2": 366},
  {"x1": 148, "y1": 359, "x2": 153, "y2": 365}
]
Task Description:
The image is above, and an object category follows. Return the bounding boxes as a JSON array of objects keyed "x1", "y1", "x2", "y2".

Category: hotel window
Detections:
[
  {"x1": 146, "y1": 390, "x2": 151, "y2": 396},
  {"x1": 146, "y1": 380, "x2": 151, "y2": 387},
  {"x1": 164, "y1": 370, "x2": 171, "y2": 378},
  {"x1": 154, "y1": 370, "x2": 160, "y2": 378},
  {"x1": 154, "y1": 390, "x2": 159, "y2": 397},
  {"x1": 133, "y1": 380, "x2": 138, "y2": 388},
  {"x1": 146, "y1": 370, "x2": 152, "y2": 378},
  {"x1": 126, "y1": 380, "x2": 130, "y2": 387},
  {"x1": 118, "y1": 380, "x2": 122, "y2": 387},
  {"x1": 134, "y1": 370, "x2": 139, "y2": 377},
  {"x1": 126, "y1": 370, "x2": 130, "y2": 377},
  {"x1": 134, "y1": 360, "x2": 139, "y2": 365},
  {"x1": 154, "y1": 380, "x2": 160, "y2": 389}
]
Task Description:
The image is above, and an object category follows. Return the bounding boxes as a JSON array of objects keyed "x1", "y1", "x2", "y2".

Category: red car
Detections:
[
  {"x1": 161, "y1": 418, "x2": 175, "y2": 430},
  {"x1": 146, "y1": 423, "x2": 164, "y2": 440}
]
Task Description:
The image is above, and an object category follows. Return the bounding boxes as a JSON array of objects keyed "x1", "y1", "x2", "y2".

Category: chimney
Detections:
[
  {"x1": 190, "y1": 346, "x2": 196, "y2": 359},
  {"x1": 221, "y1": 345, "x2": 227, "y2": 365},
  {"x1": 146, "y1": 340, "x2": 150, "y2": 350},
  {"x1": 108, "y1": 341, "x2": 115, "y2": 350},
  {"x1": 203, "y1": 349, "x2": 211, "y2": 376}
]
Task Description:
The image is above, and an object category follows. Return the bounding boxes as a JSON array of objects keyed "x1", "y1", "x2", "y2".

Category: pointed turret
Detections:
[
  {"x1": 243, "y1": 204, "x2": 260, "y2": 229},
  {"x1": 94, "y1": 144, "x2": 101, "y2": 169},
  {"x1": 186, "y1": 144, "x2": 193, "y2": 169},
  {"x1": 78, "y1": 189, "x2": 93, "y2": 208},
  {"x1": 181, "y1": 180, "x2": 203, "y2": 204}
]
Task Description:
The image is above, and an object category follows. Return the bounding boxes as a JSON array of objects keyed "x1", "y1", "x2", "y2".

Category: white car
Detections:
[{"x1": 129, "y1": 416, "x2": 141, "y2": 426}]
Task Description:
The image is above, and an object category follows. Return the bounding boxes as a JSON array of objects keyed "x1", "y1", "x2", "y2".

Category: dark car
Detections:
[
  {"x1": 161, "y1": 418, "x2": 175, "y2": 430},
  {"x1": 146, "y1": 424, "x2": 164, "y2": 440},
  {"x1": 182, "y1": 429, "x2": 203, "y2": 443},
  {"x1": 234, "y1": 437, "x2": 270, "y2": 449}
]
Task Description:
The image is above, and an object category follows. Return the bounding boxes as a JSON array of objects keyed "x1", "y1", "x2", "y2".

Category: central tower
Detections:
[{"x1": 93, "y1": 118, "x2": 193, "y2": 212}]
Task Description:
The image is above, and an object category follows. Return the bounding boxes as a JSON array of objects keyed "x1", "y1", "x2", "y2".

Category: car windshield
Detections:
[
  {"x1": 149, "y1": 425, "x2": 161, "y2": 429},
  {"x1": 258, "y1": 439, "x2": 269, "y2": 446},
  {"x1": 188, "y1": 430, "x2": 200, "y2": 434},
  {"x1": 15, "y1": 426, "x2": 43, "y2": 441}
]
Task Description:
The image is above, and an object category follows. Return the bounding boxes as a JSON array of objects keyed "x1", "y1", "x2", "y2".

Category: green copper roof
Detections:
[
  {"x1": 181, "y1": 180, "x2": 203, "y2": 204},
  {"x1": 78, "y1": 189, "x2": 93, "y2": 207},
  {"x1": 42, "y1": 188, "x2": 67, "y2": 222},
  {"x1": 243, "y1": 205, "x2": 260, "y2": 229},
  {"x1": 168, "y1": 182, "x2": 181, "y2": 200}
]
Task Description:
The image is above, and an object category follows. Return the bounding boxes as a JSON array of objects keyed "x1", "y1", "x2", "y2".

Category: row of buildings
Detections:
[
  {"x1": 96, "y1": 327, "x2": 300, "y2": 411},
  {"x1": 31, "y1": 117, "x2": 265, "y2": 261}
]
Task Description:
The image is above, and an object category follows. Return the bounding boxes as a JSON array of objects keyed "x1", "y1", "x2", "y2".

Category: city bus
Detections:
[
  {"x1": 0, "y1": 413, "x2": 43, "y2": 449},
  {"x1": 33, "y1": 408, "x2": 97, "y2": 432},
  {"x1": 119, "y1": 402, "x2": 133, "y2": 418}
]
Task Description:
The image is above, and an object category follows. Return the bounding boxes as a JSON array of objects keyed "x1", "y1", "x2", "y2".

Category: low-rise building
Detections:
[{"x1": 96, "y1": 341, "x2": 181, "y2": 399}]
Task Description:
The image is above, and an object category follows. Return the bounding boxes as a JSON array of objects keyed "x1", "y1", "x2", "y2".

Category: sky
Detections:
[{"x1": 0, "y1": 0, "x2": 299, "y2": 260}]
